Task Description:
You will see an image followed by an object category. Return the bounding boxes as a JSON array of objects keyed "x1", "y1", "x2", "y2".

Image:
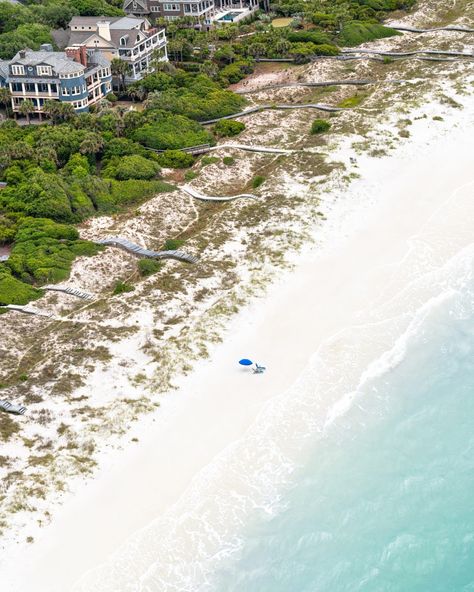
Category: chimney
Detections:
[
  {"x1": 65, "y1": 46, "x2": 88, "y2": 67},
  {"x1": 19, "y1": 49, "x2": 26, "y2": 58},
  {"x1": 97, "y1": 20, "x2": 111, "y2": 42}
]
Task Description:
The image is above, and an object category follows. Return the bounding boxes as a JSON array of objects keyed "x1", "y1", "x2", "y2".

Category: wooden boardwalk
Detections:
[
  {"x1": 183, "y1": 185, "x2": 258, "y2": 202},
  {"x1": 388, "y1": 24, "x2": 474, "y2": 34},
  {"x1": 201, "y1": 103, "x2": 344, "y2": 125},
  {"x1": 97, "y1": 237, "x2": 198, "y2": 264},
  {"x1": 0, "y1": 399, "x2": 26, "y2": 415},
  {"x1": 44, "y1": 286, "x2": 94, "y2": 300}
]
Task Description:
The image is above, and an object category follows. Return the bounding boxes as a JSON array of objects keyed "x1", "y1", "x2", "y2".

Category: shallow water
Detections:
[{"x1": 212, "y1": 274, "x2": 474, "y2": 592}]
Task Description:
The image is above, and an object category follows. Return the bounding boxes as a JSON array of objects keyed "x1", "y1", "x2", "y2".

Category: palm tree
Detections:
[
  {"x1": 18, "y1": 99, "x2": 35, "y2": 124},
  {"x1": 0, "y1": 87, "x2": 12, "y2": 118},
  {"x1": 247, "y1": 43, "x2": 266, "y2": 61},
  {"x1": 111, "y1": 58, "x2": 130, "y2": 93},
  {"x1": 79, "y1": 132, "x2": 104, "y2": 156}
]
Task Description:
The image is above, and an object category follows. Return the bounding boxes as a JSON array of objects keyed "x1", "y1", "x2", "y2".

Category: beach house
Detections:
[
  {"x1": 0, "y1": 44, "x2": 112, "y2": 118},
  {"x1": 123, "y1": 0, "x2": 216, "y2": 26},
  {"x1": 65, "y1": 16, "x2": 167, "y2": 83}
]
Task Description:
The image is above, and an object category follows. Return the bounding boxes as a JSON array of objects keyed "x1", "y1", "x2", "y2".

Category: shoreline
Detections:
[{"x1": 4, "y1": 91, "x2": 474, "y2": 591}]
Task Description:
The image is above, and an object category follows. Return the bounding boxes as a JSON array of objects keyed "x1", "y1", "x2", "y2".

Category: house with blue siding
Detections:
[{"x1": 0, "y1": 44, "x2": 112, "y2": 119}]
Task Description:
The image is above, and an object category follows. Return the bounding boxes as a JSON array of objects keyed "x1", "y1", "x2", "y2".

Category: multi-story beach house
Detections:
[
  {"x1": 65, "y1": 16, "x2": 167, "y2": 82},
  {"x1": 123, "y1": 0, "x2": 259, "y2": 27},
  {"x1": 0, "y1": 44, "x2": 112, "y2": 118},
  {"x1": 123, "y1": 0, "x2": 216, "y2": 26}
]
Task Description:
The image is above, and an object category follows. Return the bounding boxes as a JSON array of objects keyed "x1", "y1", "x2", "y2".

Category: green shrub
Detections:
[
  {"x1": 338, "y1": 94, "x2": 366, "y2": 108},
  {"x1": 6, "y1": 218, "x2": 100, "y2": 286},
  {"x1": 103, "y1": 155, "x2": 160, "y2": 180},
  {"x1": 158, "y1": 150, "x2": 194, "y2": 169},
  {"x1": 223, "y1": 156, "x2": 235, "y2": 166},
  {"x1": 339, "y1": 22, "x2": 401, "y2": 46},
  {"x1": 252, "y1": 175, "x2": 265, "y2": 189},
  {"x1": 214, "y1": 119, "x2": 246, "y2": 138},
  {"x1": 131, "y1": 112, "x2": 213, "y2": 150},
  {"x1": 287, "y1": 30, "x2": 332, "y2": 45},
  {"x1": 163, "y1": 238, "x2": 184, "y2": 251},
  {"x1": 138, "y1": 258, "x2": 162, "y2": 277},
  {"x1": 184, "y1": 170, "x2": 198, "y2": 181},
  {"x1": 0, "y1": 266, "x2": 43, "y2": 306},
  {"x1": 143, "y1": 76, "x2": 246, "y2": 121},
  {"x1": 106, "y1": 93, "x2": 118, "y2": 102},
  {"x1": 113, "y1": 281, "x2": 135, "y2": 295},
  {"x1": 310, "y1": 119, "x2": 331, "y2": 134},
  {"x1": 200, "y1": 156, "x2": 219, "y2": 167},
  {"x1": 108, "y1": 179, "x2": 175, "y2": 206}
]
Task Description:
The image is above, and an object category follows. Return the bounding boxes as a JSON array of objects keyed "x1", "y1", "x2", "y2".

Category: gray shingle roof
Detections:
[
  {"x1": 10, "y1": 50, "x2": 85, "y2": 74},
  {"x1": 0, "y1": 60, "x2": 9, "y2": 80}
]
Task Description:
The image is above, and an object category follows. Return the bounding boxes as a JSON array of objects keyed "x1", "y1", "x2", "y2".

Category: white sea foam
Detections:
[{"x1": 72, "y1": 225, "x2": 474, "y2": 592}]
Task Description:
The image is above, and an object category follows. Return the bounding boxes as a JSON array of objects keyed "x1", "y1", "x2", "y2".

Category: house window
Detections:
[
  {"x1": 11, "y1": 65, "x2": 25, "y2": 75},
  {"x1": 120, "y1": 36, "x2": 128, "y2": 46},
  {"x1": 164, "y1": 3, "x2": 180, "y2": 10},
  {"x1": 150, "y1": 5, "x2": 160, "y2": 11},
  {"x1": 10, "y1": 82, "x2": 22, "y2": 92},
  {"x1": 37, "y1": 65, "x2": 52, "y2": 76}
]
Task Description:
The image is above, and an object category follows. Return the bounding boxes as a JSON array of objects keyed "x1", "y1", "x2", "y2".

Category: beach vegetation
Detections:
[
  {"x1": 223, "y1": 156, "x2": 236, "y2": 166},
  {"x1": 157, "y1": 150, "x2": 195, "y2": 169},
  {"x1": 184, "y1": 170, "x2": 198, "y2": 181},
  {"x1": 102, "y1": 155, "x2": 161, "y2": 181},
  {"x1": 163, "y1": 238, "x2": 185, "y2": 251},
  {"x1": 252, "y1": 175, "x2": 266, "y2": 189},
  {"x1": 0, "y1": 414, "x2": 20, "y2": 441},
  {"x1": 338, "y1": 94, "x2": 366, "y2": 108},
  {"x1": 200, "y1": 156, "x2": 220, "y2": 166},
  {"x1": 338, "y1": 22, "x2": 400, "y2": 46},
  {"x1": 138, "y1": 259, "x2": 162, "y2": 277},
  {"x1": 213, "y1": 119, "x2": 246, "y2": 138},
  {"x1": 112, "y1": 281, "x2": 135, "y2": 295},
  {"x1": 310, "y1": 119, "x2": 331, "y2": 134}
]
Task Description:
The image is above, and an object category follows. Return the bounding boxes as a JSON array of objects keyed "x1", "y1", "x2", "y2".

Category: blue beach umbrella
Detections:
[{"x1": 239, "y1": 358, "x2": 253, "y2": 366}]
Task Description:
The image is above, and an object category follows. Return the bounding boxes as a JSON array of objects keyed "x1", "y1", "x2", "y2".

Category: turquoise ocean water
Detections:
[{"x1": 212, "y1": 275, "x2": 474, "y2": 591}]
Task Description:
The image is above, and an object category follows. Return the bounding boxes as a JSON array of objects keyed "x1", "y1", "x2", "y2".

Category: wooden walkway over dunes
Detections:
[
  {"x1": 0, "y1": 399, "x2": 26, "y2": 415},
  {"x1": 388, "y1": 24, "x2": 474, "y2": 34},
  {"x1": 44, "y1": 286, "x2": 94, "y2": 300},
  {"x1": 201, "y1": 103, "x2": 344, "y2": 125},
  {"x1": 182, "y1": 185, "x2": 258, "y2": 202},
  {"x1": 209, "y1": 143, "x2": 294, "y2": 155},
  {"x1": 4, "y1": 304, "x2": 54, "y2": 318},
  {"x1": 97, "y1": 237, "x2": 198, "y2": 264},
  {"x1": 236, "y1": 79, "x2": 377, "y2": 95},
  {"x1": 341, "y1": 48, "x2": 474, "y2": 58}
]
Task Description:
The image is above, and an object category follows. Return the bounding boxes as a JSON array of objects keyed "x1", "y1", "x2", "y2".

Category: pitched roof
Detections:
[
  {"x1": 0, "y1": 60, "x2": 9, "y2": 80},
  {"x1": 10, "y1": 50, "x2": 85, "y2": 74}
]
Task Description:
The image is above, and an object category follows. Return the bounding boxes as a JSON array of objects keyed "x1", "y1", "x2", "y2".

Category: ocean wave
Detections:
[{"x1": 71, "y1": 233, "x2": 473, "y2": 592}]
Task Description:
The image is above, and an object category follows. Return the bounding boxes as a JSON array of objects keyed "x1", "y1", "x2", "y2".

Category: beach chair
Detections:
[
  {"x1": 253, "y1": 364, "x2": 266, "y2": 374},
  {"x1": 0, "y1": 400, "x2": 27, "y2": 415}
]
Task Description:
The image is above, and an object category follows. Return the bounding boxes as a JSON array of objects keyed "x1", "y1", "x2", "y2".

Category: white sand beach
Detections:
[{"x1": 3, "y1": 92, "x2": 474, "y2": 591}]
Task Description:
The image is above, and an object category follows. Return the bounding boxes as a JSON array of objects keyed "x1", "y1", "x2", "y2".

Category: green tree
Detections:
[
  {"x1": 111, "y1": 58, "x2": 130, "y2": 92},
  {"x1": 79, "y1": 132, "x2": 104, "y2": 156},
  {"x1": 18, "y1": 99, "x2": 35, "y2": 124},
  {"x1": 0, "y1": 87, "x2": 12, "y2": 117}
]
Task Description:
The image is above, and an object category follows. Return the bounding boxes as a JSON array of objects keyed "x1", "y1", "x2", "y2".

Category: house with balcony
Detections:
[
  {"x1": 65, "y1": 16, "x2": 167, "y2": 83},
  {"x1": 2, "y1": 44, "x2": 112, "y2": 118},
  {"x1": 124, "y1": 0, "x2": 216, "y2": 27}
]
